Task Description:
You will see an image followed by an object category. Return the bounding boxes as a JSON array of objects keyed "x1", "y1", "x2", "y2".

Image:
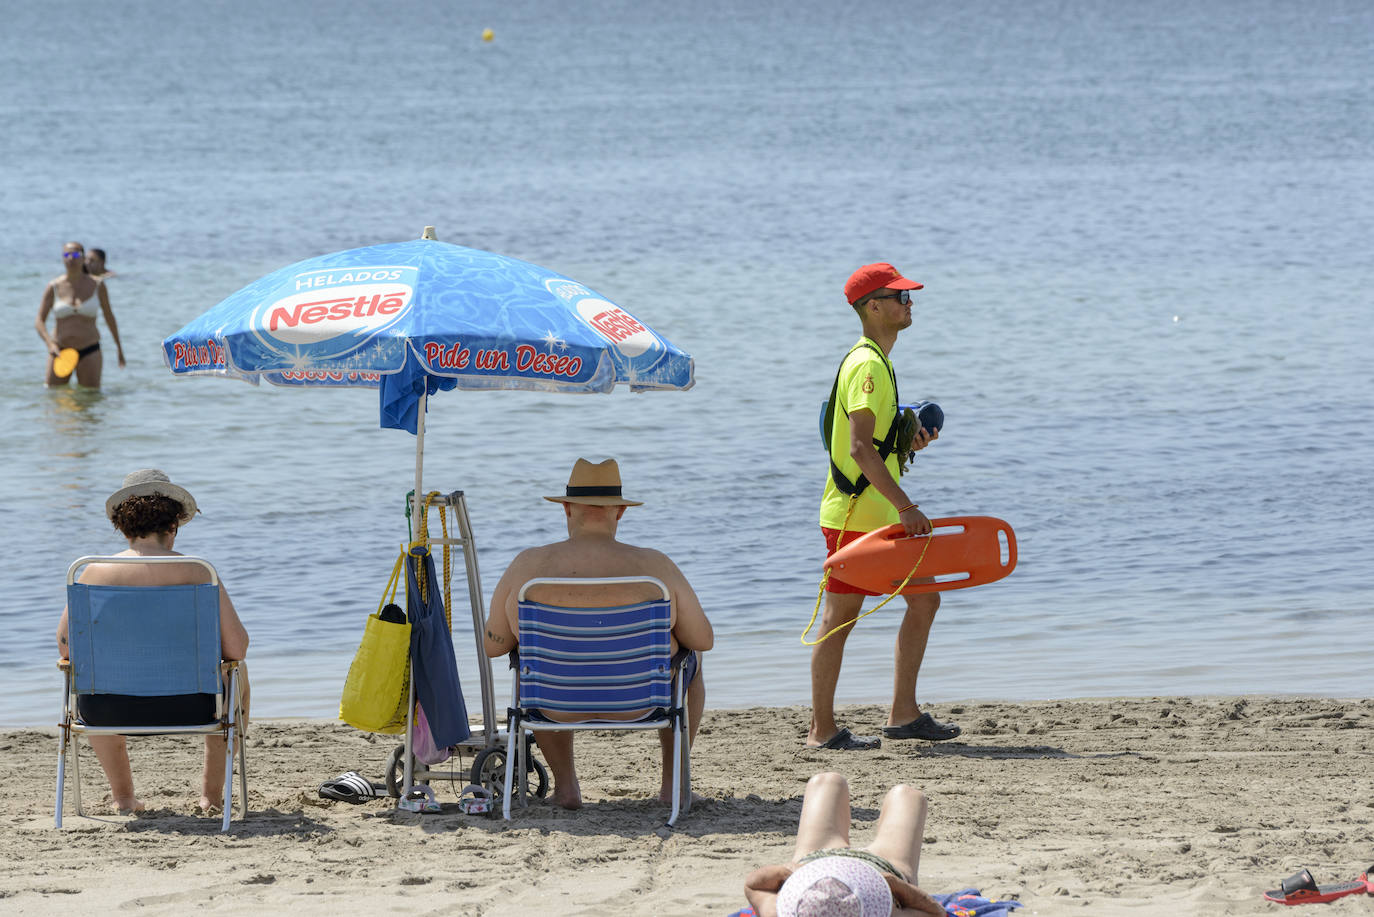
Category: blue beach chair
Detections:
[
  {"x1": 56, "y1": 556, "x2": 248, "y2": 832},
  {"x1": 503, "y1": 576, "x2": 693, "y2": 826}
]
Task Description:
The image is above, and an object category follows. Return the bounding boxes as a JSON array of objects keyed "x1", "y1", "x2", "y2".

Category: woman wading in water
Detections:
[{"x1": 34, "y1": 241, "x2": 126, "y2": 387}]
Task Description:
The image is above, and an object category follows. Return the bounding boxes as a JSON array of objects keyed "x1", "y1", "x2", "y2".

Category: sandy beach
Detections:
[{"x1": 3, "y1": 696, "x2": 1371, "y2": 915}]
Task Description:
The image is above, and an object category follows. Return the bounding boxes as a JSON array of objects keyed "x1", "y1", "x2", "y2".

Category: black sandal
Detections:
[
  {"x1": 882, "y1": 712, "x2": 962, "y2": 741},
  {"x1": 318, "y1": 771, "x2": 384, "y2": 804},
  {"x1": 811, "y1": 727, "x2": 881, "y2": 750}
]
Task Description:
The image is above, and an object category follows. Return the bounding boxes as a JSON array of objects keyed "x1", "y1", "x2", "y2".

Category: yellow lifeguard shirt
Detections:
[{"x1": 819, "y1": 338, "x2": 900, "y2": 533}]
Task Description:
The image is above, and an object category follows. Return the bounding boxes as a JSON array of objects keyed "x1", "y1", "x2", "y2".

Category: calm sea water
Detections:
[{"x1": 2, "y1": 0, "x2": 1370, "y2": 726}]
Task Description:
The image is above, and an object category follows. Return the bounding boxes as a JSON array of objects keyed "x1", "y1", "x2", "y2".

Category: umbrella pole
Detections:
[
  {"x1": 414, "y1": 387, "x2": 427, "y2": 504},
  {"x1": 402, "y1": 388, "x2": 426, "y2": 801}
]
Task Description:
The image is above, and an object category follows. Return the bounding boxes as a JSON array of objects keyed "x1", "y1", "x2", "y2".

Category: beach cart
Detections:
[{"x1": 382, "y1": 489, "x2": 548, "y2": 805}]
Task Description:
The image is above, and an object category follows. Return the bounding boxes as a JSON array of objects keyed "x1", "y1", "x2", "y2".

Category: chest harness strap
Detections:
[{"x1": 823, "y1": 342, "x2": 900, "y2": 496}]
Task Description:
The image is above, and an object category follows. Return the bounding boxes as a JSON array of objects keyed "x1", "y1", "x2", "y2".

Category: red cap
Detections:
[{"x1": 844, "y1": 263, "x2": 924, "y2": 304}]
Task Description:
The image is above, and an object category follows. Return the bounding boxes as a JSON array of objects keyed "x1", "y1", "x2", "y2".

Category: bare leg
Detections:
[
  {"x1": 87, "y1": 735, "x2": 144, "y2": 812},
  {"x1": 658, "y1": 663, "x2": 705, "y2": 803},
  {"x1": 200, "y1": 735, "x2": 228, "y2": 812},
  {"x1": 888, "y1": 592, "x2": 939, "y2": 727},
  {"x1": 74, "y1": 349, "x2": 103, "y2": 389},
  {"x1": 45, "y1": 353, "x2": 66, "y2": 386},
  {"x1": 808, "y1": 592, "x2": 863, "y2": 745},
  {"x1": 862, "y1": 784, "x2": 928, "y2": 883},
  {"x1": 534, "y1": 732, "x2": 582, "y2": 809},
  {"x1": 791, "y1": 772, "x2": 852, "y2": 861},
  {"x1": 201, "y1": 667, "x2": 250, "y2": 811}
]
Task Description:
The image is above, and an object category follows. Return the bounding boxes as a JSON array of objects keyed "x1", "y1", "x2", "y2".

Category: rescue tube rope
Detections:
[
  {"x1": 414, "y1": 492, "x2": 453, "y2": 629},
  {"x1": 801, "y1": 496, "x2": 936, "y2": 646}
]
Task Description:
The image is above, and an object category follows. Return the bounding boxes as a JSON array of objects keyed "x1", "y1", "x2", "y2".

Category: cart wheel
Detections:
[
  {"x1": 528, "y1": 757, "x2": 550, "y2": 799},
  {"x1": 470, "y1": 748, "x2": 550, "y2": 802},
  {"x1": 385, "y1": 745, "x2": 430, "y2": 799},
  {"x1": 470, "y1": 747, "x2": 507, "y2": 801}
]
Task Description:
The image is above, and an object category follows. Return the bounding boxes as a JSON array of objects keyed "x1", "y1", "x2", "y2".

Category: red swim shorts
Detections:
[{"x1": 822, "y1": 527, "x2": 881, "y2": 596}]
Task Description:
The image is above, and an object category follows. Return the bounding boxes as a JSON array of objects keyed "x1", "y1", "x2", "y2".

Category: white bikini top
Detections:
[{"x1": 51, "y1": 282, "x2": 102, "y2": 320}]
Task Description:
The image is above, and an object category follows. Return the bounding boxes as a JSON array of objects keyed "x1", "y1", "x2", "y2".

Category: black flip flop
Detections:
[
  {"x1": 882, "y1": 712, "x2": 962, "y2": 741},
  {"x1": 318, "y1": 771, "x2": 384, "y2": 804},
  {"x1": 812, "y1": 727, "x2": 881, "y2": 750}
]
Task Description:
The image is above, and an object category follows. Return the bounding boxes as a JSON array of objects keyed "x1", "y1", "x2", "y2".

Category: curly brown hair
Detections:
[{"x1": 109, "y1": 494, "x2": 183, "y2": 539}]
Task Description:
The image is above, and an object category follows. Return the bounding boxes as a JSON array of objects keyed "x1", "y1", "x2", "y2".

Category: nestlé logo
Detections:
[{"x1": 252, "y1": 266, "x2": 416, "y2": 356}]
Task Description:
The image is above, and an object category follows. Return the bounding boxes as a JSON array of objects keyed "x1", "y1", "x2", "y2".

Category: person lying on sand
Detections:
[{"x1": 744, "y1": 772, "x2": 945, "y2": 916}]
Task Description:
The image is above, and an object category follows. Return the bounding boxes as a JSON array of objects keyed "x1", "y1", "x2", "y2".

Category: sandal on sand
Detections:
[
  {"x1": 318, "y1": 771, "x2": 384, "y2": 804},
  {"x1": 883, "y1": 712, "x2": 962, "y2": 741},
  {"x1": 811, "y1": 727, "x2": 881, "y2": 751},
  {"x1": 1263, "y1": 868, "x2": 1368, "y2": 905}
]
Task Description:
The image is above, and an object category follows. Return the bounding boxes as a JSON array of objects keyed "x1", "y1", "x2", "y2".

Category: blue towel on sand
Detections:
[
  {"x1": 729, "y1": 889, "x2": 1021, "y2": 917},
  {"x1": 931, "y1": 890, "x2": 1023, "y2": 916}
]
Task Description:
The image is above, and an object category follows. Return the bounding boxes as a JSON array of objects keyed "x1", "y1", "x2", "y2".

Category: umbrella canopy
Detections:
[{"x1": 162, "y1": 229, "x2": 694, "y2": 433}]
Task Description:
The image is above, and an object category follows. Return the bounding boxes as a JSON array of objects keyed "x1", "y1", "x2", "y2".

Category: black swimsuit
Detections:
[{"x1": 78, "y1": 693, "x2": 216, "y2": 726}]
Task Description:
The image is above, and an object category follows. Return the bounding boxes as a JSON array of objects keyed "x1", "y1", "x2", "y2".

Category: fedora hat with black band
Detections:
[{"x1": 543, "y1": 458, "x2": 642, "y2": 507}]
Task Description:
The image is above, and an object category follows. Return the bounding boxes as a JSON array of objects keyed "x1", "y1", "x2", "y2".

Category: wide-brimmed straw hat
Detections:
[
  {"x1": 777, "y1": 856, "x2": 895, "y2": 917},
  {"x1": 104, "y1": 469, "x2": 199, "y2": 523},
  {"x1": 543, "y1": 458, "x2": 642, "y2": 507}
]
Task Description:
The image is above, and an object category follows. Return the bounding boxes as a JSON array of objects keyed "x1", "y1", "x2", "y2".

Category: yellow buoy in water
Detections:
[
  {"x1": 481, "y1": 28, "x2": 494, "y2": 42},
  {"x1": 52, "y1": 347, "x2": 79, "y2": 379}
]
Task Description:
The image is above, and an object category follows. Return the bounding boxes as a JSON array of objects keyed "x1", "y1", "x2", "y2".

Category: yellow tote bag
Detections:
[{"x1": 339, "y1": 554, "x2": 411, "y2": 733}]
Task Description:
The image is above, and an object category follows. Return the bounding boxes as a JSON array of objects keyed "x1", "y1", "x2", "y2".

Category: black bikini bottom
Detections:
[{"x1": 76, "y1": 342, "x2": 101, "y2": 359}]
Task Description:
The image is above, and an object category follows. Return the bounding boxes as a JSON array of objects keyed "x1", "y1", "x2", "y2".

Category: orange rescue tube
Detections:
[{"x1": 823, "y1": 515, "x2": 1016, "y2": 595}]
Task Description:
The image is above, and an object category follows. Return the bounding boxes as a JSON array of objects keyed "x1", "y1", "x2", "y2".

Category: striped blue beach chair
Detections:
[
  {"x1": 56, "y1": 556, "x2": 248, "y2": 832},
  {"x1": 503, "y1": 576, "x2": 693, "y2": 826}
]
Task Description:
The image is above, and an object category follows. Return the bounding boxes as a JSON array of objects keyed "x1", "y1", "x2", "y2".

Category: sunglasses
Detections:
[
  {"x1": 875, "y1": 290, "x2": 913, "y2": 306},
  {"x1": 62, "y1": 251, "x2": 84, "y2": 260}
]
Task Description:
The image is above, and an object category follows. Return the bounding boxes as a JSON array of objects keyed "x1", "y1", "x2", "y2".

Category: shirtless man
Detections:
[
  {"x1": 85, "y1": 247, "x2": 115, "y2": 280},
  {"x1": 483, "y1": 458, "x2": 713, "y2": 810}
]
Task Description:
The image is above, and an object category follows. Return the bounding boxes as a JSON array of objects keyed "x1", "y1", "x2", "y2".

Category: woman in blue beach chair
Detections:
[{"x1": 57, "y1": 470, "x2": 250, "y2": 815}]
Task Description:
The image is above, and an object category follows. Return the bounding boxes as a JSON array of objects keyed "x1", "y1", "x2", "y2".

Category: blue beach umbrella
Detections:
[
  {"x1": 162, "y1": 228, "x2": 694, "y2": 784},
  {"x1": 162, "y1": 226, "x2": 695, "y2": 497}
]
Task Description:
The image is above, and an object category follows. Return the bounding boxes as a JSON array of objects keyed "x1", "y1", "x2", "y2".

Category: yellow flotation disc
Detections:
[{"x1": 53, "y1": 348, "x2": 79, "y2": 379}]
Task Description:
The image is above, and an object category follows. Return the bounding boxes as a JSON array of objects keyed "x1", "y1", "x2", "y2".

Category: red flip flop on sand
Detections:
[{"x1": 1263, "y1": 867, "x2": 1370, "y2": 906}]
